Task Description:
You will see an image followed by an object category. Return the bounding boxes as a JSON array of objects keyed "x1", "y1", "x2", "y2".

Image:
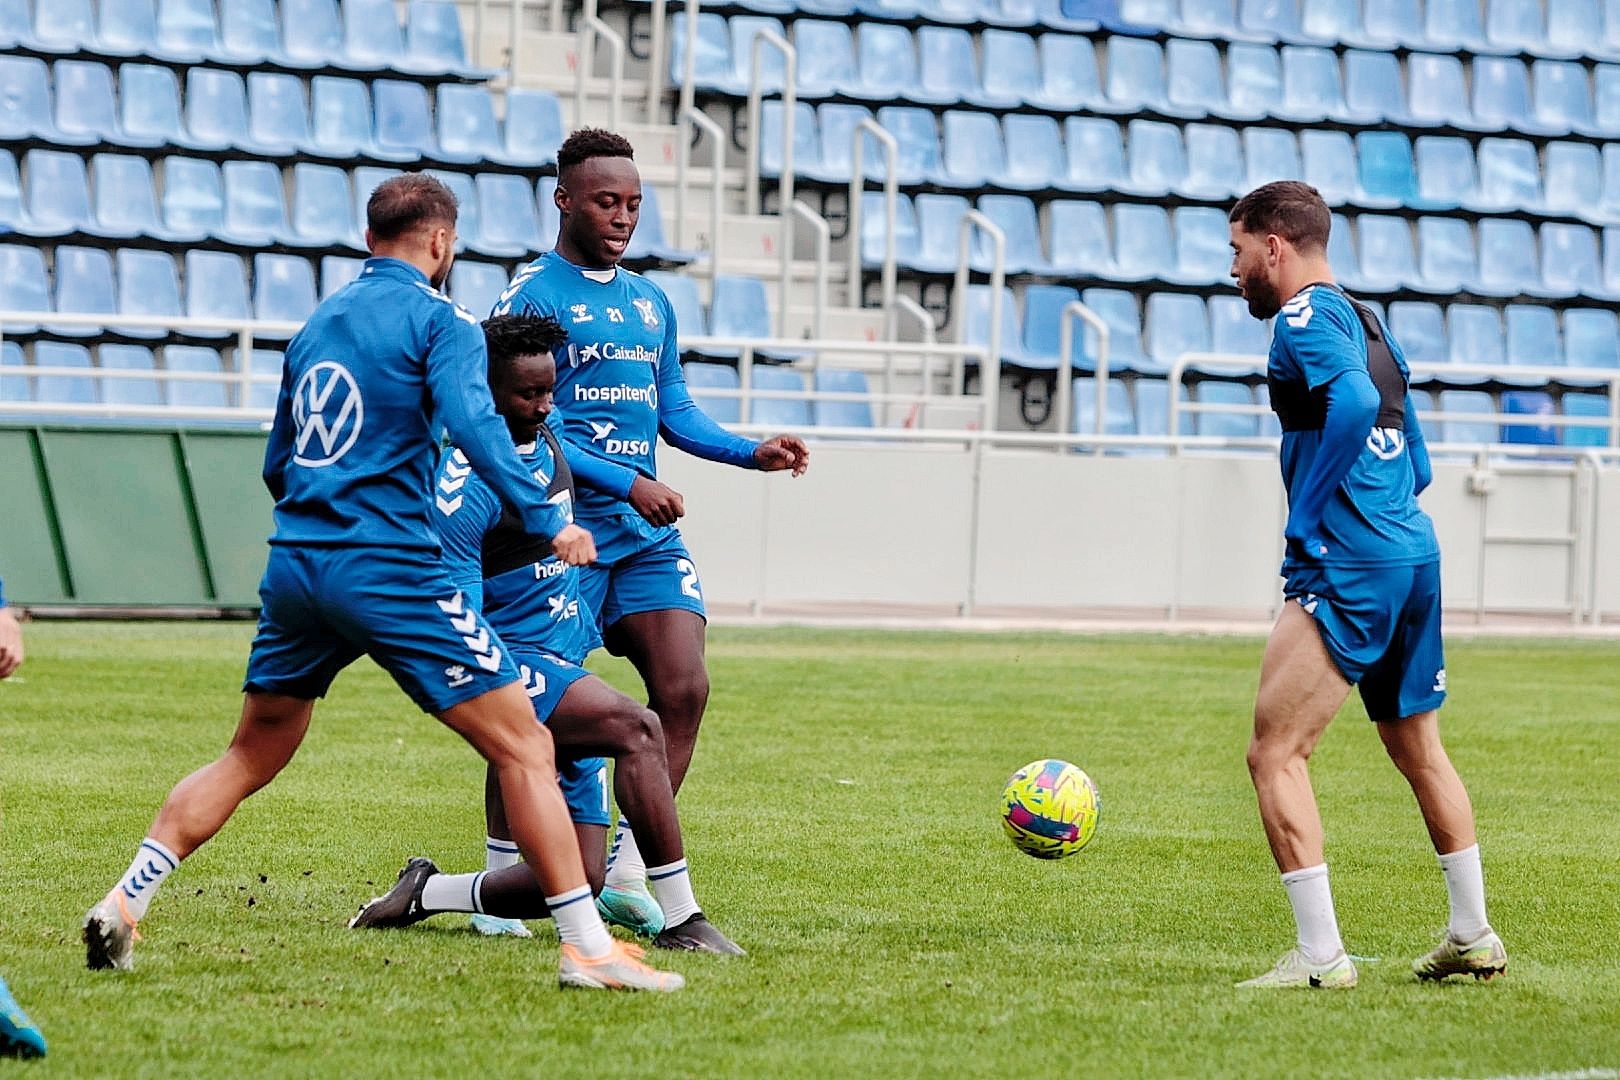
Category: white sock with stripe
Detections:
[
  {"x1": 647, "y1": 859, "x2": 700, "y2": 928},
  {"x1": 1280, "y1": 863, "x2": 1345, "y2": 964},
  {"x1": 604, "y1": 817, "x2": 646, "y2": 888},
  {"x1": 422, "y1": 872, "x2": 487, "y2": 914},
  {"x1": 485, "y1": 836, "x2": 521, "y2": 872},
  {"x1": 114, "y1": 838, "x2": 180, "y2": 921},
  {"x1": 1438, "y1": 844, "x2": 1491, "y2": 942},
  {"x1": 547, "y1": 886, "x2": 614, "y2": 958}
]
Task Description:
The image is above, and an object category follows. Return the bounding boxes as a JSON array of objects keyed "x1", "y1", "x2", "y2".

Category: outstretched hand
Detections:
[
  {"x1": 628, "y1": 475, "x2": 686, "y2": 527},
  {"x1": 550, "y1": 524, "x2": 598, "y2": 567},
  {"x1": 755, "y1": 435, "x2": 810, "y2": 477}
]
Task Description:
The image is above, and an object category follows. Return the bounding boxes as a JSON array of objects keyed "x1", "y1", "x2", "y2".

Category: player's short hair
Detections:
[
  {"x1": 366, "y1": 173, "x2": 459, "y2": 242},
  {"x1": 557, "y1": 128, "x2": 635, "y2": 178},
  {"x1": 483, "y1": 313, "x2": 569, "y2": 385},
  {"x1": 1229, "y1": 181, "x2": 1331, "y2": 253}
]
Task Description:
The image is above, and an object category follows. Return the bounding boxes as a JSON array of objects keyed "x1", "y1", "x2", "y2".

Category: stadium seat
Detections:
[
  {"x1": 120, "y1": 64, "x2": 196, "y2": 151},
  {"x1": 1438, "y1": 389, "x2": 1500, "y2": 445},
  {"x1": 1414, "y1": 137, "x2": 1479, "y2": 212},
  {"x1": 747, "y1": 365, "x2": 812, "y2": 428},
  {"x1": 31, "y1": 1, "x2": 100, "y2": 56},
  {"x1": 645, "y1": 271, "x2": 707, "y2": 353},
  {"x1": 33, "y1": 341, "x2": 95, "y2": 405},
  {"x1": 350, "y1": 165, "x2": 402, "y2": 237},
  {"x1": 979, "y1": 28, "x2": 1041, "y2": 108},
  {"x1": 0, "y1": 149, "x2": 20, "y2": 230},
  {"x1": 537, "y1": 176, "x2": 560, "y2": 249},
  {"x1": 1504, "y1": 304, "x2": 1565, "y2": 370},
  {"x1": 247, "y1": 71, "x2": 314, "y2": 155},
  {"x1": 1037, "y1": 33, "x2": 1109, "y2": 112},
  {"x1": 372, "y1": 80, "x2": 439, "y2": 160},
  {"x1": 1325, "y1": 211, "x2": 1366, "y2": 291},
  {"x1": 1124, "y1": 119, "x2": 1187, "y2": 198},
  {"x1": 1563, "y1": 392, "x2": 1613, "y2": 447},
  {"x1": 223, "y1": 160, "x2": 293, "y2": 246},
  {"x1": 1362, "y1": 0, "x2": 1427, "y2": 48},
  {"x1": 1208, "y1": 294, "x2": 1271, "y2": 355},
  {"x1": 116, "y1": 249, "x2": 183, "y2": 342},
  {"x1": 162, "y1": 345, "x2": 228, "y2": 408},
  {"x1": 814, "y1": 369, "x2": 875, "y2": 428},
  {"x1": 341, "y1": 0, "x2": 417, "y2": 73},
  {"x1": 407, "y1": 0, "x2": 492, "y2": 77},
  {"x1": 858, "y1": 191, "x2": 917, "y2": 270},
  {"x1": 1448, "y1": 306, "x2": 1506, "y2": 382},
  {"x1": 185, "y1": 250, "x2": 250, "y2": 333},
  {"x1": 682, "y1": 361, "x2": 740, "y2": 423},
  {"x1": 1184, "y1": 123, "x2": 1245, "y2": 199},
  {"x1": 449, "y1": 261, "x2": 507, "y2": 320},
  {"x1": 0, "y1": 341, "x2": 28, "y2": 403},
  {"x1": 623, "y1": 184, "x2": 694, "y2": 265},
  {"x1": 1475, "y1": 138, "x2": 1543, "y2": 212},
  {"x1": 1408, "y1": 54, "x2": 1482, "y2": 130},
  {"x1": 1144, "y1": 292, "x2": 1209, "y2": 375},
  {"x1": 1282, "y1": 45, "x2": 1369, "y2": 124},
  {"x1": 439, "y1": 84, "x2": 524, "y2": 168},
  {"x1": 1534, "y1": 61, "x2": 1597, "y2": 135},
  {"x1": 668, "y1": 12, "x2": 732, "y2": 92},
  {"x1": 1486, "y1": 0, "x2": 1558, "y2": 56},
  {"x1": 99, "y1": 344, "x2": 163, "y2": 406},
  {"x1": 185, "y1": 68, "x2": 251, "y2": 151},
  {"x1": 917, "y1": 27, "x2": 983, "y2": 106},
  {"x1": 1071, "y1": 376, "x2": 1135, "y2": 436},
  {"x1": 1195, "y1": 380, "x2": 1259, "y2": 438},
  {"x1": 1542, "y1": 222, "x2": 1613, "y2": 299},
  {"x1": 976, "y1": 194, "x2": 1052, "y2": 275},
  {"x1": 1299, "y1": 129, "x2": 1358, "y2": 206},
  {"x1": 941, "y1": 110, "x2": 1009, "y2": 190},
  {"x1": 220, "y1": 0, "x2": 289, "y2": 65},
  {"x1": 24, "y1": 149, "x2": 94, "y2": 236},
  {"x1": 253, "y1": 253, "x2": 318, "y2": 332},
  {"x1": 101, "y1": 0, "x2": 187, "y2": 61},
  {"x1": 1356, "y1": 131, "x2": 1422, "y2": 210},
  {"x1": 1565, "y1": 308, "x2": 1620, "y2": 369},
  {"x1": 960, "y1": 284, "x2": 1035, "y2": 370},
  {"x1": 52, "y1": 245, "x2": 116, "y2": 339},
  {"x1": 161, "y1": 156, "x2": 225, "y2": 238},
  {"x1": 310, "y1": 77, "x2": 401, "y2": 161},
  {"x1": 1106, "y1": 37, "x2": 1181, "y2": 115},
  {"x1": 92, "y1": 154, "x2": 182, "y2": 243},
  {"x1": 292, "y1": 163, "x2": 359, "y2": 248},
  {"x1": 504, "y1": 90, "x2": 563, "y2": 168},
  {"x1": 1021, "y1": 284, "x2": 1085, "y2": 371},
  {"x1": 1417, "y1": 217, "x2": 1478, "y2": 294},
  {"x1": 710, "y1": 275, "x2": 802, "y2": 361},
  {"x1": 892, "y1": 193, "x2": 963, "y2": 275},
  {"x1": 54, "y1": 60, "x2": 136, "y2": 148},
  {"x1": 281, "y1": 0, "x2": 355, "y2": 69},
  {"x1": 877, "y1": 106, "x2": 945, "y2": 186},
  {"x1": 1063, "y1": 117, "x2": 1128, "y2": 193},
  {"x1": 1001, "y1": 113, "x2": 1064, "y2": 191},
  {"x1": 466, "y1": 173, "x2": 537, "y2": 259},
  {"x1": 1046, "y1": 200, "x2": 1114, "y2": 278},
  {"x1": 1227, "y1": 43, "x2": 1286, "y2": 121},
  {"x1": 1478, "y1": 218, "x2": 1556, "y2": 298},
  {"x1": 245, "y1": 348, "x2": 283, "y2": 409},
  {"x1": 1242, "y1": 0, "x2": 1324, "y2": 42},
  {"x1": 1344, "y1": 49, "x2": 1417, "y2": 126},
  {"x1": 1079, "y1": 287, "x2": 1148, "y2": 371},
  {"x1": 1425, "y1": 0, "x2": 1492, "y2": 52},
  {"x1": 1502, "y1": 390, "x2": 1559, "y2": 446},
  {"x1": 1113, "y1": 203, "x2": 1176, "y2": 282},
  {"x1": 1166, "y1": 38, "x2": 1232, "y2": 119},
  {"x1": 1356, "y1": 215, "x2": 1422, "y2": 294},
  {"x1": 1543, "y1": 142, "x2": 1602, "y2": 219},
  {"x1": 158, "y1": 0, "x2": 222, "y2": 58},
  {"x1": 791, "y1": 19, "x2": 857, "y2": 99},
  {"x1": 0, "y1": 244, "x2": 50, "y2": 333},
  {"x1": 802, "y1": 102, "x2": 868, "y2": 186},
  {"x1": 1475, "y1": 57, "x2": 1559, "y2": 138},
  {"x1": 320, "y1": 255, "x2": 364, "y2": 298},
  {"x1": 1132, "y1": 376, "x2": 1192, "y2": 438},
  {"x1": 1389, "y1": 301, "x2": 1448, "y2": 369},
  {"x1": 1172, "y1": 206, "x2": 1232, "y2": 285}
]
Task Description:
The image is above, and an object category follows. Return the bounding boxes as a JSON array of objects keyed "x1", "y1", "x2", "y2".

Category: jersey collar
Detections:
[
  {"x1": 360, "y1": 257, "x2": 431, "y2": 286},
  {"x1": 546, "y1": 250, "x2": 618, "y2": 285}
]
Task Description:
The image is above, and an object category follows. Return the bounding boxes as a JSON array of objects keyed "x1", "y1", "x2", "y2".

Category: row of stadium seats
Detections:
[
  {"x1": 682, "y1": 15, "x2": 1620, "y2": 138},
  {"x1": 954, "y1": 283, "x2": 1620, "y2": 377},
  {"x1": 651, "y1": 0, "x2": 1099, "y2": 31},
  {"x1": 0, "y1": 58, "x2": 561, "y2": 169},
  {"x1": 0, "y1": 0, "x2": 487, "y2": 80},
  {"x1": 0, "y1": 154, "x2": 692, "y2": 264}
]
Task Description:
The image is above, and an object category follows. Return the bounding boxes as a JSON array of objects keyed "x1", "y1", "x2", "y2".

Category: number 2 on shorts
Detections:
[{"x1": 676, "y1": 558, "x2": 702, "y2": 599}]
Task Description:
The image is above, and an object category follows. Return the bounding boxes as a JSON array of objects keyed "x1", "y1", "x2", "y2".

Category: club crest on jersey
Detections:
[
  {"x1": 632, "y1": 298, "x2": 659, "y2": 328},
  {"x1": 570, "y1": 304, "x2": 593, "y2": 324},
  {"x1": 291, "y1": 360, "x2": 364, "y2": 467},
  {"x1": 1366, "y1": 426, "x2": 1406, "y2": 460}
]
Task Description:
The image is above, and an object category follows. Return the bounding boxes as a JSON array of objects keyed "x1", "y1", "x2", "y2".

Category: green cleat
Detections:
[
  {"x1": 469, "y1": 914, "x2": 533, "y2": 938},
  {"x1": 596, "y1": 882, "x2": 665, "y2": 937},
  {"x1": 1413, "y1": 930, "x2": 1507, "y2": 982},
  {"x1": 1237, "y1": 949, "x2": 1358, "y2": 989}
]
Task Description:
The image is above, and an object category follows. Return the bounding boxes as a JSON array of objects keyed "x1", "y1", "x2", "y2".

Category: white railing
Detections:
[
  {"x1": 846, "y1": 119, "x2": 899, "y2": 318},
  {"x1": 1057, "y1": 300, "x2": 1110, "y2": 443},
  {"x1": 573, "y1": 0, "x2": 625, "y2": 131},
  {"x1": 951, "y1": 209, "x2": 1006, "y2": 434}
]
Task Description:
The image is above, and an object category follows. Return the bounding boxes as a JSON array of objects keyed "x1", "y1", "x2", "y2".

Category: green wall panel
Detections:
[
  {"x1": 0, "y1": 430, "x2": 69, "y2": 603},
  {"x1": 39, "y1": 431, "x2": 211, "y2": 604},
  {"x1": 181, "y1": 432, "x2": 273, "y2": 606}
]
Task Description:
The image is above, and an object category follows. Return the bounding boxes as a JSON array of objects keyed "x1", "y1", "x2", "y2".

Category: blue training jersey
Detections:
[
  {"x1": 263, "y1": 258, "x2": 569, "y2": 552},
  {"x1": 433, "y1": 431, "x2": 599, "y2": 665},
  {"x1": 1268, "y1": 284, "x2": 1439, "y2": 570},
  {"x1": 491, "y1": 251, "x2": 759, "y2": 523}
]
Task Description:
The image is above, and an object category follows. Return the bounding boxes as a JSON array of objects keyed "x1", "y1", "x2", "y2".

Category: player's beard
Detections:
[
  {"x1": 1240, "y1": 272, "x2": 1283, "y2": 320},
  {"x1": 430, "y1": 250, "x2": 453, "y2": 292}
]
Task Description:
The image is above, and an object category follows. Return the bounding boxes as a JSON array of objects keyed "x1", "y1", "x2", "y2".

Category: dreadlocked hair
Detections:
[{"x1": 482, "y1": 313, "x2": 569, "y2": 385}]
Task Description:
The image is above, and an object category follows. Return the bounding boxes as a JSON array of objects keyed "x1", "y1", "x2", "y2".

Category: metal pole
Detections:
[
  {"x1": 847, "y1": 119, "x2": 897, "y2": 317},
  {"x1": 1057, "y1": 299, "x2": 1109, "y2": 445}
]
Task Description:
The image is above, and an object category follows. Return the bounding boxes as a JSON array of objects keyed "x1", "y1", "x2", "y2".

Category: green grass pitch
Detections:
[{"x1": 2, "y1": 623, "x2": 1617, "y2": 1078}]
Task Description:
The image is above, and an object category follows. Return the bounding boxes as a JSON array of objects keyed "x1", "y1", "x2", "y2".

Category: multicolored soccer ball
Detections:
[{"x1": 1000, "y1": 759, "x2": 1101, "y2": 859}]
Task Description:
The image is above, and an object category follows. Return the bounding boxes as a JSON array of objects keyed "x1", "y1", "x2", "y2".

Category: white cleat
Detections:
[
  {"x1": 1237, "y1": 948, "x2": 1357, "y2": 989},
  {"x1": 83, "y1": 892, "x2": 140, "y2": 972},
  {"x1": 1413, "y1": 930, "x2": 1507, "y2": 982},
  {"x1": 470, "y1": 913, "x2": 533, "y2": 938},
  {"x1": 558, "y1": 940, "x2": 685, "y2": 992}
]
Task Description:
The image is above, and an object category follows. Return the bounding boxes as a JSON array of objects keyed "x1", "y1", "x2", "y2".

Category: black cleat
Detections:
[
  {"x1": 348, "y1": 857, "x2": 438, "y2": 930},
  {"x1": 652, "y1": 914, "x2": 746, "y2": 956}
]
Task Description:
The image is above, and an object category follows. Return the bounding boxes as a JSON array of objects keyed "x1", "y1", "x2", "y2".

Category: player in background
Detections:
[
  {"x1": 1228, "y1": 181, "x2": 1507, "y2": 989},
  {"x1": 493, "y1": 129, "x2": 809, "y2": 934},
  {"x1": 349, "y1": 314, "x2": 742, "y2": 954},
  {"x1": 81, "y1": 175, "x2": 682, "y2": 992},
  {"x1": 0, "y1": 575, "x2": 47, "y2": 1058}
]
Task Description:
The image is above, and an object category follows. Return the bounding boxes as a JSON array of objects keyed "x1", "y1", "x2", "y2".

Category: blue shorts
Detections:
[
  {"x1": 576, "y1": 518, "x2": 707, "y2": 633},
  {"x1": 510, "y1": 643, "x2": 609, "y2": 827},
  {"x1": 1284, "y1": 559, "x2": 1448, "y2": 722},
  {"x1": 244, "y1": 546, "x2": 517, "y2": 714}
]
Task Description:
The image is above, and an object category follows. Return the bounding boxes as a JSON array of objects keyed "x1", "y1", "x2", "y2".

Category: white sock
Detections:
[
  {"x1": 604, "y1": 817, "x2": 645, "y2": 887},
  {"x1": 485, "y1": 836, "x2": 521, "y2": 872},
  {"x1": 647, "y1": 858, "x2": 701, "y2": 927},
  {"x1": 1280, "y1": 863, "x2": 1344, "y2": 964},
  {"x1": 547, "y1": 885, "x2": 614, "y2": 958},
  {"x1": 422, "y1": 871, "x2": 486, "y2": 914},
  {"x1": 1438, "y1": 844, "x2": 1491, "y2": 942},
  {"x1": 114, "y1": 838, "x2": 179, "y2": 921}
]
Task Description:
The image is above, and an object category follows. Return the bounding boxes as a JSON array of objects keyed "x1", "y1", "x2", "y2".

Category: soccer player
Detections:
[
  {"x1": 1227, "y1": 181, "x2": 1507, "y2": 989},
  {"x1": 348, "y1": 314, "x2": 742, "y2": 954},
  {"x1": 81, "y1": 174, "x2": 682, "y2": 992},
  {"x1": 0, "y1": 575, "x2": 47, "y2": 1059},
  {"x1": 492, "y1": 128, "x2": 809, "y2": 932}
]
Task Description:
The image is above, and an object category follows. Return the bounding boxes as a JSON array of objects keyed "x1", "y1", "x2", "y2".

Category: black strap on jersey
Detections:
[
  {"x1": 1267, "y1": 282, "x2": 1407, "y2": 434},
  {"x1": 478, "y1": 426, "x2": 578, "y2": 580}
]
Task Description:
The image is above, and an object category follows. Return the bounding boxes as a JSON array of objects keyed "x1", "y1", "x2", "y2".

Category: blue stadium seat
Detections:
[
  {"x1": 1478, "y1": 217, "x2": 1555, "y2": 297},
  {"x1": 961, "y1": 285, "x2": 1035, "y2": 370},
  {"x1": 1047, "y1": 200, "x2": 1114, "y2": 277},
  {"x1": 729, "y1": 16, "x2": 788, "y2": 96},
  {"x1": 33, "y1": 342, "x2": 95, "y2": 405},
  {"x1": 161, "y1": 156, "x2": 225, "y2": 239},
  {"x1": 711, "y1": 275, "x2": 802, "y2": 361},
  {"x1": 1504, "y1": 304, "x2": 1564, "y2": 370},
  {"x1": 1133, "y1": 377, "x2": 1194, "y2": 438},
  {"x1": 854, "y1": 25, "x2": 920, "y2": 103},
  {"x1": 0, "y1": 244, "x2": 51, "y2": 333},
  {"x1": 0, "y1": 149, "x2": 20, "y2": 232},
  {"x1": 158, "y1": 0, "x2": 221, "y2": 59},
  {"x1": 505, "y1": 90, "x2": 563, "y2": 168},
  {"x1": 99, "y1": 344, "x2": 163, "y2": 406},
  {"x1": 1475, "y1": 138, "x2": 1543, "y2": 212},
  {"x1": 1002, "y1": 113, "x2": 1064, "y2": 191},
  {"x1": 917, "y1": 27, "x2": 983, "y2": 106},
  {"x1": 101, "y1": 0, "x2": 188, "y2": 61},
  {"x1": 1184, "y1": 123, "x2": 1244, "y2": 199},
  {"x1": 977, "y1": 194, "x2": 1052, "y2": 275},
  {"x1": 1114, "y1": 203, "x2": 1175, "y2": 283},
  {"x1": 801, "y1": 103, "x2": 867, "y2": 185},
  {"x1": 424, "y1": 168, "x2": 478, "y2": 248},
  {"x1": 1037, "y1": 34, "x2": 1109, "y2": 112},
  {"x1": 1144, "y1": 293, "x2": 1209, "y2": 376},
  {"x1": 877, "y1": 106, "x2": 944, "y2": 186},
  {"x1": 979, "y1": 28, "x2": 1041, "y2": 108},
  {"x1": 1534, "y1": 61, "x2": 1597, "y2": 134},
  {"x1": 52, "y1": 245, "x2": 116, "y2": 339},
  {"x1": 1417, "y1": 217, "x2": 1478, "y2": 294},
  {"x1": 645, "y1": 271, "x2": 708, "y2": 353},
  {"x1": 120, "y1": 64, "x2": 197, "y2": 151},
  {"x1": 859, "y1": 191, "x2": 918, "y2": 270},
  {"x1": 1414, "y1": 137, "x2": 1479, "y2": 211},
  {"x1": 1062, "y1": 117, "x2": 1127, "y2": 193},
  {"x1": 220, "y1": 0, "x2": 290, "y2": 65},
  {"x1": 92, "y1": 154, "x2": 184, "y2": 243},
  {"x1": 1287, "y1": 44, "x2": 1370, "y2": 124},
  {"x1": 1362, "y1": 0, "x2": 1427, "y2": 48},
  {"x1": 1071, "y1": 376, "x2": 1135, "y2": 435},
  {"x1": 1326, "y1": 212, "x2": 1367, "y2": 291},
  {"x1": 1474, "y1": 57, "x2": 1558, "y2": 138},
  {"x1": 1227, "y1": 43, "x2": 1285, "y2": 121},
  {"x1": 1021, "y1": 284, "x2": 1084, "y2": 370},
  {"x1": 54, "y1": 60, "x2": 137, "y2": 148},
  {"x1": 24, "y1": 149, "x2": 94, "y2": 235},
  {"x1": 349, "y1": 166, "x2": 402, "y2": 235},
  {"x1": 281, "y1": 0, "x2": 357, "y2": 69},
  {"x1": 405, "y1": 0, "x2": 494, "y2": 78},
  {"x1": 186, "y1": 67, "x2": 253, "y2": 152},
  {"x1": 32, "y1": 0, "x2": 99, "y2": 55},
  {"x1": 814, "y1": 369, "x2": 875, "y2": 428},
  {"x1": 1300, "y1": 129, "x2": 1358, "y2": 206},
  {"x1": 253, "y1": 253, "x2": 317, "y2": 331},
  {"x1": 1356, "y1": 215, "x2": 1422, "y2": 293},
  {"x1": 223, "y1": 160, "x2": 292, "y2": 246},
  {"x1": 747, "y1": 365, "x2": 812, "y2": 428},
  {"x1": 1356, "y1": 130, "x2": 1423, "y2": 210},
  {"x1": 537, "y1": 176, "x2": 560, "y2": 249},
  {"x1": 185, "y1": 250, "x2": 249, "y2": 333},
  {"x1": 1106, "y1": 37, "x2": 1181, "y2": 115},
  {"x1": 1486, "y1": 0, "x2": 1558, "y2": 56},
  {"x1": 793, "y1": 19, "x2": 858, "y2": 99},
  {"x1": 1596, "y1": 64, "x2": 1620, "y2": 132},
  {"x1": 291, "y1": 163, "x2": 358, "y2": 248},
  {"x1": 1408, "y1": 54, "x2": 1481, "y2": 130},
  {"x1": 1166, "y1": 38, "x2": 1233, "y2": 119},
  {"x1": 320, "y1": 255, "x2": 364, "y2": 298},
  {"x1": 1195, "y1": 380, "x2": 1259, "y2": 438},
  {"x1": 115, "y1": 249, "x2": 183, "y2": 342},
  {"x1": 682, "y1": 361, "x2": 740, "y2": 424},
  {"x1": 246, "y1": 71, "x2": 313, "y2": 154},
  {"x1": 941, "y1": 110, "x2": 1008, "y2": 190},
  {"x1": 1566, "y1": 308, "x2": 1620, "y2": 369},
  {"x1": 1178, "y1": 0, "x2": 1261, "y2": 41},
  {"x1": 1605, "y1": 226, "x2": 1620, "y2": 294},
  {"x1": 669, "y1": 12, "x2": 732, "y2": 92},
  {"x1": 1124, "y1": 119, "x2": 1186, "y2": 198},
  {"x1": 1389, "y1": 301, "x2": 1447, "y2": 368},
  {"x1": 1425, "y1": 0, "x2": 1492, "y2": 51},
  {"x1": 245, "y1": 348, "x2": 282, "y2": 409},
  {"x1": 439, "y1": 84, "x2": 526, "y2": 167},
  {"x1": 1501, "y1": 390, "x2": 1559, "y2": 446},
  {"x1": 1208, "y1": 294, "x2": 1271, "y2": 354},
  {"x1": 1172, "y1": 206, "x2": 1232, "y2": 285},
  {"x1": 448, "y1": 261, "x2": 506, "y2": 319},
  {"x1": 1245, "y1": 126, "x2": 1303, "y2": 188},
  {"x1": 623, "y1": 184, "x2": 695, "y2": 265},
  {"x1": 1079, "y1": 287, "x2": 1148, "y2": 371},
  {"x1": 1541, "y1": 222, "x2": 1612, "y2": 299},
  {"x1": 310, "y1": 77, "x2": 398, "y2": 161},
  {"x1": 0, "y1": 0, "x2": 33, "y2": 49},
  {"x1": 0, "y1": 341, "x2": 30, "y2": 403},
  {"x1": 470, "y1": 172, "x2": 540, "y2": 259},
  {"x1": 903, "y1": 193, "x2": 969, "y2": 275},
  {"x1": 1438, "y1": 389, "x2": 1500, "y2": 445},
  {"x1": 0, "y1": 56, "x2": 85, "y2": 146},
  {"x1": 162, "y1": 345, "x2": 228, "y2": 408},
  {"x1": 1543, "y1": 142, "x2": 1602, "y2": 218},
  {"x1": 1448, "y1": 304, "x2": 1506, "y2": 375},
  {"x1": 1563, "y1": 392, "x2": 1613, "y2": 447},
  {"x1": 372, "y1": 80, "x2": 439, "y2": 159},
  {"x1": 1343, "y1": 49, "x2": 1415, "y2": 126}
]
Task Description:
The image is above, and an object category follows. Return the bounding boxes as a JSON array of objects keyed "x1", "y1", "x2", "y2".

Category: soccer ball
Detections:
[{"x1": 1000, "y1": 759, "x2": 1101, "y2": 860}]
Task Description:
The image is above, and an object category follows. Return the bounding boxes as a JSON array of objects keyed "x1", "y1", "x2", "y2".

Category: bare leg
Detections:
[
  {"x1": 608, "y1": 610, "x2": 708, "y2": 793},
  {"x1": 475, "y1": 823, "x2": 609, "y2": 918},
  {"x1": 1377, "y1": 710, "x2": 1477, "y2": 854},
  {"x1": 1248, "y1": 602, "x2": 1353, "y2": 873}
]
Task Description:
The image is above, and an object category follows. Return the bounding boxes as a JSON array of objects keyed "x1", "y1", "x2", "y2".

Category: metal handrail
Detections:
[
  {"x1": 890, "y1": 294, "x2": 934, "y2": 426},
  {"x1": 675, "y1": 106, "x2": 727, "y2": 281},
  {"x1": 743, "y1": 28, "x2": 796, "y2": 218},
  {"x1": 789, "y1": 199, "x2": 829, "y2": 344},
  {"x1": 846, "y1": 119, "x2": 899, "y2": 319},
  {"x1": 951, "y1": 209, "x2": 1006, "y2": 434},
  {"x1": 1056, "y1": 300, "x2": 1110, "y2": 444},
  {"x1": 574, "y1": 0, "x2": 626, "y2": 132},
  {"x1": 646, "y1": 0, "x2": 671, "y2": 122}
]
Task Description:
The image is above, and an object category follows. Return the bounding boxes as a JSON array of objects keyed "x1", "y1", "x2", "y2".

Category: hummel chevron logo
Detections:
[
  {"x1": 474, "y1": 647, "x2": 502, "y2": 673},
  {"x1": 449, "y1": 609, "x2": 478, "y2": 635},
  {"x1": 1282, "y1": 291, "x2": 1315, "y2": 330},
  {"x1": 436, "y1": 494, "x2": 463, "y2": 515},
  {"x1": 519, "y1": 664, "x2": 546, "y2": 698},
  {"x1": 437, "y1": 592, "x2": 466, "y2": 616}
]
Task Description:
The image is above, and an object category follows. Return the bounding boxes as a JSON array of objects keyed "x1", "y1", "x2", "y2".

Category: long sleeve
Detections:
[
  {"x1": 433, "y1": 463, "x2": 497, "y2": 613},
  {"x1": 550, "y1": 413, "x2": 638, "y2": 500},
  {"x1": 261, "y1": 364, "x2": 295, "y2": 502},
  {"x1": 424, "y1": 306, "x2": 568, "y2": 543},
  {"x1": 1284, "y1": 368, "x2": 1381, "y2": 556},
  {"x1": 0, "y1": 574, "x2": 7, "y2": 608},
  {"x1": 655, "y1": 312, "x2": 758, "y2": 468},
  {"x1": 1404, "y1": 391, "x2": 1433, "y2": 495}
]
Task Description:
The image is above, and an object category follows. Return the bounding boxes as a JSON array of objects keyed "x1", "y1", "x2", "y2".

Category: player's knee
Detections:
[
  {"x1": 605, "y1": 703, "x2": 665, "y2": 756},
  {"x1": 652, "y1": 669, "x2": 708, "y2": 725},
  {"x1": 503, "y1": 720, "x2": 557, "y2": 771}
]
